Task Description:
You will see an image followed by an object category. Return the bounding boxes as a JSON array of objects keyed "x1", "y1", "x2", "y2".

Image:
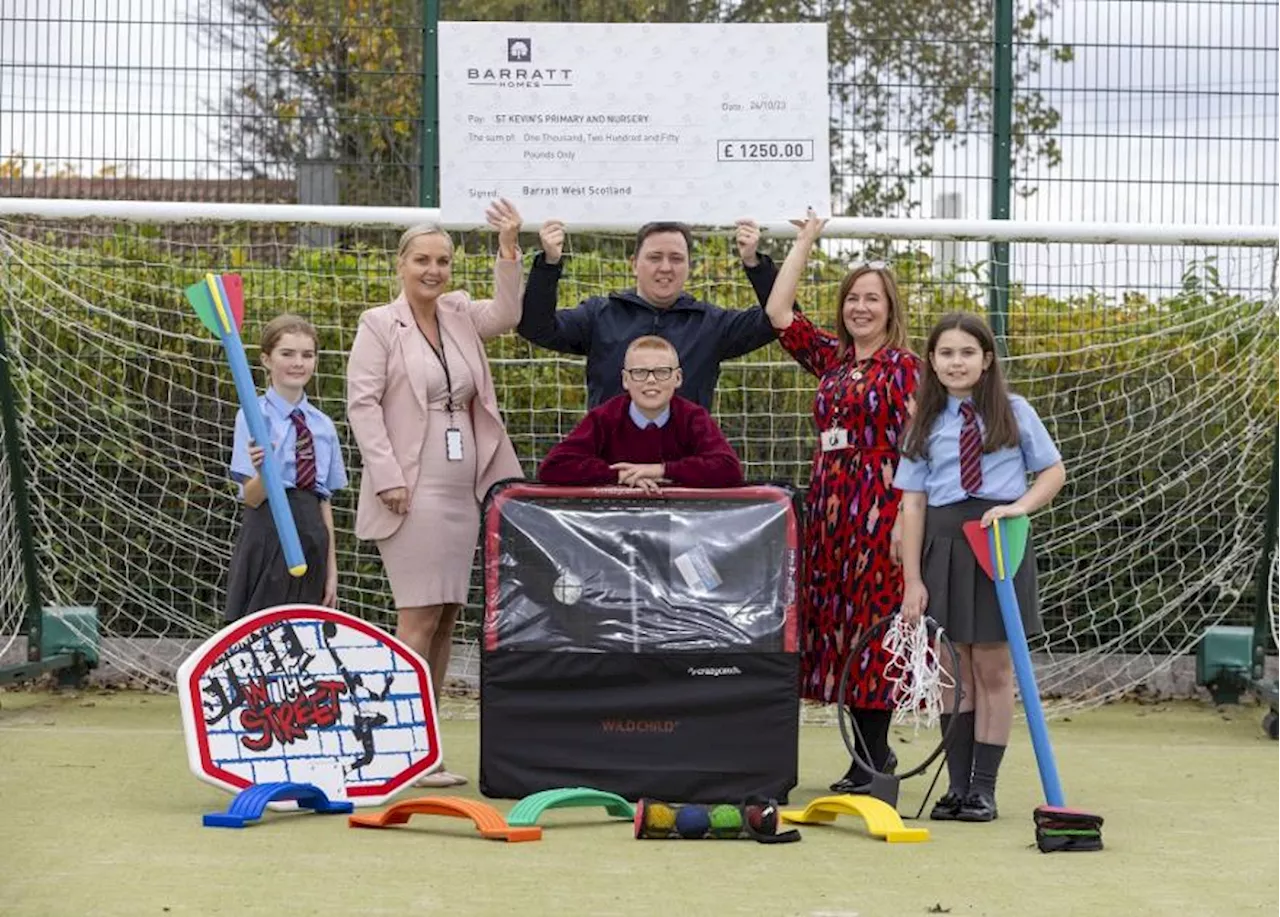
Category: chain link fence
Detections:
[{"x1": 2, "y1": 1, "x2": 1275, "y2": 225}]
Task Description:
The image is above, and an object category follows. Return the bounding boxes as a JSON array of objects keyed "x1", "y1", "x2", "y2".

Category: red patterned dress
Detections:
[{"x1": 777, "y1": 313, "x2": 919, "y2": 708}]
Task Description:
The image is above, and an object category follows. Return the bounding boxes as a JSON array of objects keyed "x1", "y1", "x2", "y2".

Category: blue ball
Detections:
[{"x1": 674, "y1": 804, "x2": 711, "y2": 839}]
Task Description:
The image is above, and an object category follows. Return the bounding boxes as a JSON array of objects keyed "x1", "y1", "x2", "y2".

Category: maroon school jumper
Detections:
[{"x1": 538, "y1": 394, "x2": 744, "y2": 488}]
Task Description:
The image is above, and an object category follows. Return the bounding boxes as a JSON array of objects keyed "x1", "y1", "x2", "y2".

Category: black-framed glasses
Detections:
[{"x1": 624, "y1": 366, "x2": 677, "y2": 382}]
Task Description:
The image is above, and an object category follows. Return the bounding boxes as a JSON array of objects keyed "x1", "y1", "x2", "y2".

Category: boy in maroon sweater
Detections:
[{"x1": 539, "y1": 336, "x2": 744, "y2": 490}]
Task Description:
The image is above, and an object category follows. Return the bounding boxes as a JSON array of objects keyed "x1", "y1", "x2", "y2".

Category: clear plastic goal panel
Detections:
[{"x1": 479, "y1": 483, "x2": 800, "y2": 803}]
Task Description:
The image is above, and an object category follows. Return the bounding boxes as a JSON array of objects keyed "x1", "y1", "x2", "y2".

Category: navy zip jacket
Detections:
[{"x1": 517, "y1": 253, "x2": 789, "y2": 409}]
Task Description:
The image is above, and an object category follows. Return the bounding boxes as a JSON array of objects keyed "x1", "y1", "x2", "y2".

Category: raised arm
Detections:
[
  {"x1": 715, "y1": 219, "x2": 801, "y2": 361},
  {"x1": 516, "y1": 220, "x2": 594, "y2": 355},
  {"x1": 763, "y1": 212, "x2": 842, "y2": 377},
  {"x1": 766, "y1": 210, "x2": 826, "y2": 331},
  {"x1": 739, "y1": 217, "x2": 804, "y2": 315},
  {"x1": 464, "y1": 197, "x2": 525, "y2": 341},
  {"x1": 465, "y1": 258, "x2": 525, "y2": 342}
]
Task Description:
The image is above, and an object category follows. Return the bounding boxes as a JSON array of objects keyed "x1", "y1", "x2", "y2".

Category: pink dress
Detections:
[{"x1": 375, "y1": 330, "x2": 480, "y2": 608}]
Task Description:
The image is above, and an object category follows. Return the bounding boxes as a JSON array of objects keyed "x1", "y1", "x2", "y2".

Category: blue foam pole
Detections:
[
  {"x1": 989, "y1": 526, "x2": 1065, "y2": 807},
  {"x1": 213, "y1": 277, "x2": 307, "y2": 577}
]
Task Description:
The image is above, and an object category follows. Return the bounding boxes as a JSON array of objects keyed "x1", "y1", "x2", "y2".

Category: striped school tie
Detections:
[
  {"x1": 958, "y1": 401, "x2": 983, "y2": 494},
  {"x1": 289, "y1": 408, "x2": 317, "y2": 492}
]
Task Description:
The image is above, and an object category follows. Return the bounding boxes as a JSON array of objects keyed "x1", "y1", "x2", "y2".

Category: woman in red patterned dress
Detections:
[{"x1": 766, "y1": 210, "x2": 919, "y2": 792}]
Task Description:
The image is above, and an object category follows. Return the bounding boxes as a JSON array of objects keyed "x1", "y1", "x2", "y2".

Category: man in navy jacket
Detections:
[{"x1": 517, "y1": 219, "x2": 792, "y2": 409}]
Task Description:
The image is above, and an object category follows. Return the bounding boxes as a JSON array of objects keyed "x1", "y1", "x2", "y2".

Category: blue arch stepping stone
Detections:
[{"x1": 203, "y1": 781, "x2": 354, "y2": 828}]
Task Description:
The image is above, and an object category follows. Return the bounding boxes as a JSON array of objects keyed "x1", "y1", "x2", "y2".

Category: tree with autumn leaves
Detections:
[
  {"x1": 203, "y1": 0, "x2": 1073, "y2": 212},
  {"x1": 0, "y1": 154, "x2": 138, "y2": 181}
]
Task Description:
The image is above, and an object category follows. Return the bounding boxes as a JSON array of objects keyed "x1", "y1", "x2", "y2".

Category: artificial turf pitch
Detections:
[{"x1": 0, "y1": 690, "x2": 1275, "y2": 916}]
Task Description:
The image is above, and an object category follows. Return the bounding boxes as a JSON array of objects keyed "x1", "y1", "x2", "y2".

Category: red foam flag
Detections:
[
  {"x1": 963, "y1": 520, "x2": 995, "y2": 581},
  {"x1": 220, "y1": 274, "x2": 245, "y2": 331}
]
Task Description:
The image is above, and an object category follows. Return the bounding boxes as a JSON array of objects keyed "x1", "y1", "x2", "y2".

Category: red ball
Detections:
[{"x1": 745, "y1": 803, "x2": 777, "y2": 835}]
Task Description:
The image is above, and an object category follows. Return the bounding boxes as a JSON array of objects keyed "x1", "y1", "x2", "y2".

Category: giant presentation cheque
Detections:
[{"x1": 438, "y1": 22, "x2": 831, "y2": 224}]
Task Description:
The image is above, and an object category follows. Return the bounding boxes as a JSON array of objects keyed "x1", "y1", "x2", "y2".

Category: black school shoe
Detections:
[
  {"x1": 929, "y1": 790, "x2": 965, "y2": 821},
  {"x1": 828, "y1": 748, "x2": 899, "y2": 794},
  {"x1": 956, "y1": 790, "x2": 998, "y2": 822}
]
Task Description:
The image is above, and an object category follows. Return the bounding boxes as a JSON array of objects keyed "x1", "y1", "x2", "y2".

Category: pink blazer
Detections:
[{"x1": 346, "y1": 257, "x2": 525, "y2": 542}]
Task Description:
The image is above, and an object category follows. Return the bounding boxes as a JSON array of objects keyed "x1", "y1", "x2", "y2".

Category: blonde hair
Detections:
[
  {"x1": 397, "y1": 223, "x2": 454, "y2": 260},
  {"x1": 624, "y1": 335, "x2": 680, "y2": 365},
  {"x1": 395, "y1": 224, "x2": 455, "y2": 296},
  {"x1": 260, "y1": 313, "x2": 319, "y2": 356}
]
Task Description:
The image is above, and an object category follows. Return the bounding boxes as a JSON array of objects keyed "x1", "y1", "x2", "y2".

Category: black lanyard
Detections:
[{"x1": 417, "y1": 314, "x2": 456, "y2": 414}]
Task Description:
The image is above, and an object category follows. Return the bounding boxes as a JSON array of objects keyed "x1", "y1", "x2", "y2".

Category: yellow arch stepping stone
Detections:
[{"x1": 780, "y1": 794, "x2": 930, "y2": 843}]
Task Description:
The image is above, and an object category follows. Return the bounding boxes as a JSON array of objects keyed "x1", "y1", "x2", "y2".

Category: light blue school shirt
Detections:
[
  {"x1": 628, "y1": 402, "x2": 671, "y2": 429},
  {"x1": 229, "y1": 388, "x2": 348, "y2": 500},
  {"x1": 894, "y1": 394, "x2": 1061, "y2": 507}
]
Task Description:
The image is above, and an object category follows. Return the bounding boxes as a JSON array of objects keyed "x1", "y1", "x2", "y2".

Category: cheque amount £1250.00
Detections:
[{"x1": 718, "y1": 140, "x2": 815, "y2": 163}]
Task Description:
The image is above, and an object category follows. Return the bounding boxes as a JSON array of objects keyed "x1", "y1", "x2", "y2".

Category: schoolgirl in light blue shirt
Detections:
[
  {"x1": 894, "y1": 312, "x2": 1066, "y2": 825},
  {"x1": 224, "y1": 315, "x2": 347, "y2": 620},
  {"x1": 230, "y1": 388, "x2": 348, "y2": 499},
  {"x1": 895, "y1": 393, "x2": 1061, "y2": 505}
]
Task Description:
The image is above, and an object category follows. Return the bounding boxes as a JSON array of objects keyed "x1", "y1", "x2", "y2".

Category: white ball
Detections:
[{"x1": 552, "y1": 572, "x2": 583, "y2": 605}]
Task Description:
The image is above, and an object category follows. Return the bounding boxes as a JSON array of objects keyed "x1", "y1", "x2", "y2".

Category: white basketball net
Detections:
[{"x1": 882, "y1": 617, "x2": 955, "y2": 731}]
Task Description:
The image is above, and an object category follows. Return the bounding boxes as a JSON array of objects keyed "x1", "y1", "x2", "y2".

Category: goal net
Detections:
[{"x1": 0, "y1": 203, "x2": 1275, "y2": 713}]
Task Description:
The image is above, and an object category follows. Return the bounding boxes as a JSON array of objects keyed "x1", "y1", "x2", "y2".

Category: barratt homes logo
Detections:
[
  {"x1": 507, "y1": 38, "x2": 531, "y2": 62},
  {"x1": 466, "y1": 37, "x2": 572, "y2": 89}
]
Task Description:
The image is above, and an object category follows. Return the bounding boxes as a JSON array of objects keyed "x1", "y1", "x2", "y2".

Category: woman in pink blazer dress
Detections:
[{"x1": 346, "y1": 199, "x2": 525, "y2": 786}]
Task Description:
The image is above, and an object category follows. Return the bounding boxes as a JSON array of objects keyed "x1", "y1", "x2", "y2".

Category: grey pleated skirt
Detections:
[
  {"x1": 225, "y1": 488, "x2": 329, "y2": 621},
  {"x1": 922, "y1": 498, "x2": 1041, "y2": 644}
]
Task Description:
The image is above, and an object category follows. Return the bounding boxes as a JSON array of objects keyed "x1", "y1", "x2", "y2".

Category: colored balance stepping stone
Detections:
[
  {"x1": 348, "y1": 796, "x2": 541, "y2": 842},
  {"x1": 506, "y1": 787, "x2": 636, "y2": 827},
  {"x1": 203, "y1": 781, "x2": 353, "y2": 828},
  {"x1": 780, "y1": 794, "x2": 929, "y2": 843}
]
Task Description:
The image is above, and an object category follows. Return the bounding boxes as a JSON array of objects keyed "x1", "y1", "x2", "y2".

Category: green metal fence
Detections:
[{"x1": 1, "y1": 1, "x2": 1274, "y2": 225}]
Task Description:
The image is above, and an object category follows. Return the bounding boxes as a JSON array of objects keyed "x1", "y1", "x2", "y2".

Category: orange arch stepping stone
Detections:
[{"x1": 349, "y1": 796, "x2": 541, "y2": 842}]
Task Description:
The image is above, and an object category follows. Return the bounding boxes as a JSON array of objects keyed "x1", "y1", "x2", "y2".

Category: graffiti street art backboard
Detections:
[{"x1": 177, "y1": 605, "x2": 441, "y2": 807}]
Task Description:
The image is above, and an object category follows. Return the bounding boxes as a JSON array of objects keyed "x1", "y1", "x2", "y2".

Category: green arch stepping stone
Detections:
[{"x1": 506, "y1": 788, "x2": 636, "y2": 827}]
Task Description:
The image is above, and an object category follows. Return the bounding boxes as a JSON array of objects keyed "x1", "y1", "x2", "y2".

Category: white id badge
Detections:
[
  {"x1": 821, "y1": 428, "x2": 849, "y2": 452},
  {"x1": 445, "y1": 427, "x2": 464, "y2": 462}
]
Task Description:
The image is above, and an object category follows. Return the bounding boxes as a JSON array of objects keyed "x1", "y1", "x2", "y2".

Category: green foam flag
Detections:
[
  {"x1": 996, "y1": 515, "x2": 1030, "y2": 579},
  {"x1": 184, "y1": 279, "x2": 222, "y2": 337}
]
